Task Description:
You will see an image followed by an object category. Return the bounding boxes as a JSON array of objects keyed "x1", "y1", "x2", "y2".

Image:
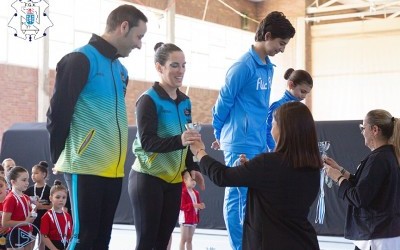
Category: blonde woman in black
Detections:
[{"x1": 325, "y1": 110, "x2": 400, "y2": 250}]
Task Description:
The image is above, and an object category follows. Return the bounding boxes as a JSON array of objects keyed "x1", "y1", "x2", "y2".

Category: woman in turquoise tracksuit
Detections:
[
  {"x1": 211, "y1": 12, "x2": 295, "y2": 250},
  {"x1": 266, "y1": 68, "x2": 314, "y2": 152},
  {"x1": 128, "y1": 42, "x2": 204, "y2": 250}
]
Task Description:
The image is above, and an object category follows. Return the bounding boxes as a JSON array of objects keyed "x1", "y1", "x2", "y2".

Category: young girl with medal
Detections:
[
  {"x1": 0, "y1": 176, "x2": 9, "y2": 249},
  {"x1": 179, "y1": 170, "x2": 205, "y2": 250},
  {"x1": 2, "y1": 166, "x2": 36, "y2": 250},
  {"x1": 40, "y1": 180, "x2": 72, "y2": 250},
  {"x1": 24, "y1": 161, "x2": 51, "y2": 250}
]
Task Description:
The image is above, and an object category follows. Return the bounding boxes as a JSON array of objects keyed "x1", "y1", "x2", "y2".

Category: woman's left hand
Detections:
[
  {"x1": 324, "y1": 164, "x2": 341, "y2": 182},
  {"x1": 191, "y1": 170, "x2": 205, "y2": 190}
]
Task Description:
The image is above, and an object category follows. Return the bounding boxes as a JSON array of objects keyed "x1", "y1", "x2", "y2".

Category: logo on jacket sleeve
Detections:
[
  {"x1": 184, "y1": 108, "x2": 191, "y2": 117},
  {"x1": 8, "y1": 0, "x2": 53, "y2": 41}
]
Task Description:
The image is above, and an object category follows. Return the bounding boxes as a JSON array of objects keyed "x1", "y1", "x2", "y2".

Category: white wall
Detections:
[{"x1": 311, "y1": 18, "x2": 400, "y2": 120}]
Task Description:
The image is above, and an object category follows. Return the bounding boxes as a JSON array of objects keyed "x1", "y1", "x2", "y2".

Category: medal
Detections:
[
  {"x1": 51, "y1": 209, "x2": 68, "y2": 247},
  {"x1": 0, "y1": 235, "x2": 5, "y2": 245}
]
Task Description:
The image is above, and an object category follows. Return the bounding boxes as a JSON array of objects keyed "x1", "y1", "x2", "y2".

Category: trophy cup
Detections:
[
  {"x1": 30, "y1": 203, "x2": 37, "y2": 218},
  {"x1": 185, "y1": 122, "x2": 202, "y2": 132},
  {"x1": 185, "y1": 122, "x2": 202, "y2": 162},
  {"x1": 318, "y1": 141, "x2": 333, "y2": 188}
]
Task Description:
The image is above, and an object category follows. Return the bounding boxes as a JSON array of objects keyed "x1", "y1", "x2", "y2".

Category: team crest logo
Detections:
[
  {"x1": 8, "y1": 0, "x2": 53, "y2": 41},
  {"x1": 184, "y1": 108, "x2": 191, "y2": 116}
]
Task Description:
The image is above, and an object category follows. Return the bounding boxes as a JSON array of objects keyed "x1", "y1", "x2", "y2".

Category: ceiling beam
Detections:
[
  {"x1": 389, "y1": 10, "x2": 400, "y2": 17},
  {"x1": 305, "y1": 9, "x2": 400, "y2": 22},
  {"x1": 319, "y1": 0, "x2": 339, "y2": 8},
  {"x1": 307, "y1": 0, "x2": 400, "y2": 14}
]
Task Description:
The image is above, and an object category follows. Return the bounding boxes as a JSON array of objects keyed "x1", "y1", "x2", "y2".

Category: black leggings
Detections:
[
  {"x1": 128, "y1": 170, "x2": 181, "y2": 250},
  {"x1": 65, "y1": 174, "x2": 122, "y2": 250}
]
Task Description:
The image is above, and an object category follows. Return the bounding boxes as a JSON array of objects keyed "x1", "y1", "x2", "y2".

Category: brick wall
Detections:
[
  {"x1": 0, "y1": 64, "x2": 38, "y2": 144},
  {"x1": 0, "y1": 64, "x2": 219, "y2": 145},
  {"x1": 125, "y1": 80, "x2": 218, "y2": 126},
  {"x1": 129, "y1": 0, "x2": 259, "y2": 31}
]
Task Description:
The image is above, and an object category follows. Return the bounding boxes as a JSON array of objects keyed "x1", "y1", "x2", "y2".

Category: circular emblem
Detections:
[
  {"x1": 0, "y1": 236, "x2": 6, "y2": 245},
  {"x1": 8, "y1": 222, "x2": 41, "y2": 249}
]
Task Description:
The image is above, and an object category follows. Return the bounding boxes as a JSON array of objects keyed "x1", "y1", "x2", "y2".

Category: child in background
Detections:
[
  {"x1": 0, "y1": 165, "x2": 4, "y2": 178},
  {"x1": 179, "y1": 170, "x2": 205, "y2": 250},
  {"x1": 40, "y1": 180, "x2": 72, "y2": 250},
  {"x1": 24, "y1": 161, "x2": 51, "y2": 250},
  {"x1": 2, "y1": 166, "x2": 35, "y2": 250},
  {"x1": 266, "y1": 68, "x2": 314, "y2": 152},
  {"x1": 1, "y1": 159, "x2": 15, "y2": 179},
  {"x1": 0, "y1": 176, "x2": 8, "y2": 250}
]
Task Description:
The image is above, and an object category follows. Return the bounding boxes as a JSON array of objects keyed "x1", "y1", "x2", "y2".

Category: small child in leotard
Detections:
[
  {"x1": 40, "y1": 180, "x2": 72, "y2": 250},
  {"x1": 179, "y1": 170, "x2": 205, "y2": 250}
]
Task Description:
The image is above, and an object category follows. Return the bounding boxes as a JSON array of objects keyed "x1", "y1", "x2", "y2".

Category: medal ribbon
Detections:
[
  {"x1": 51, "y1": 208, "x2": 68, "y2": 247},
  {"x1": 12, "y1": 191, "x2": 28, "y2": 218},
  {"x1": 34, "y1": 183, "x2": 46, "y2": 201}
]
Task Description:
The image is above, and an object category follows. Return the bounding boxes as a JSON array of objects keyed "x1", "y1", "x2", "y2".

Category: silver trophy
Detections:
[
  {"x1": 318, "y1": 141, "x2": 333, "y2": 188},
  {"x1": 30, "y1": 203, "x2": 37, "y2": 218},
  {"x1": 185, "y1": 122, "x2": 202, "y2": 132},
  {"x1": 185, "y1": 122, "x2": 202, "y2": 162}
]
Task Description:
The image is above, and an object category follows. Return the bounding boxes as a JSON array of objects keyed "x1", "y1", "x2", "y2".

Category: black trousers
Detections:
[
  {"x1": 128, "y1": 170, "x2": 181, "y2": 250},
  {"x1": 65, "y1": 174, "x2": 122, "y2": 250}
]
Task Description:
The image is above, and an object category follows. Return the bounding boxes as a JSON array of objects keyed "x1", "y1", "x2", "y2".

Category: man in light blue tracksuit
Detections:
[{"x1": 211, "y1": 12, "x2": 295, "y2": 250}]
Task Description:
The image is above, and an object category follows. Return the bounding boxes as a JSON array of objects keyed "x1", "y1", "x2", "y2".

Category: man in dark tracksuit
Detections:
[{"x1": 46, "y1": 5, "x2": 147, "y2": 250}]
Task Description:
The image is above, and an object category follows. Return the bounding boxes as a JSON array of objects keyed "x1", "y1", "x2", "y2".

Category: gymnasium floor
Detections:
[{"x1": 109, "y1": 224, "x2": 354, "y2": 250}]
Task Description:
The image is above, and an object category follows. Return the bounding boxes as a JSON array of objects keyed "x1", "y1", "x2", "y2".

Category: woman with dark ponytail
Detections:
[
  {"x1": 128, "y1": 42, "x2": 204, "y2": 249},
  {"x1": 266, "y1": 68, "x2": 313, "y2": 152}
]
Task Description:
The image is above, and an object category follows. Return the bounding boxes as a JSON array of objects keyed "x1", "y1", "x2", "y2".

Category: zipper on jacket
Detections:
[
  {"x1": 111, "y1": 61, "x2": 122, "y2": 177},
  {"x1": 170, "y1": 101, "x2": 185, "y2": 183}
]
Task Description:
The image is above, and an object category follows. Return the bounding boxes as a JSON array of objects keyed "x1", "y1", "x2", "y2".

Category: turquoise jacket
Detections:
[
  {"x1": 132, "y1": 82, "x2": 197, "y2": 183},
  {"x1": 47, "y1": 35, "x2": 128, "y2": 178}
]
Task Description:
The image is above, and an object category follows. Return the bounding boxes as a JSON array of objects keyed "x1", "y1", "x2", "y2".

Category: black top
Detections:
[
  {"x1": 339, "y1": 144, "x2": 400, "y2": 240},
  {"x1": 199, "y1": 152, "x2": 320, "y2": 250},
  {"x1": 24, "y1": 184, "x2": 51, "y2": 226}
]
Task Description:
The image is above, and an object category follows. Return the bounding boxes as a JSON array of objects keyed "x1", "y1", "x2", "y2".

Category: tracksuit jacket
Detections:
[
  {"x1": 132, "y1": 82, "x2": 198, "y2": 183},
  {"x1": 211, "y1": 45, "x2": 275, "y2": 250},
  {"x1": 212, "y1": 45, "x2": 275, "y2": 155},
  {"x1": 179, "y1": 185, "x2": 201, "y2": 224},
  {"x1": 266, "y1": 90, "x2": 301, "y2": 152},
  {"x1": 46, "y1": 34, "x2": 128, "y2": 177}
]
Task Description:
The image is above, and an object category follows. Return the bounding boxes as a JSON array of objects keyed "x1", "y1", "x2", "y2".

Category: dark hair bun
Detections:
[
  {"x1": 53, "y1": 179, "x2": 62, "y2": 186},
  {"x1": 154, "y1": 42, "x2": 164, "y2": 52},
  {"x1": 284, "y1": 68, "x2": 294, "y2": 80},
  {"x1": 38, "y1": 161, "x2": 48, "y2": 168},
  {"x1": 181, "y1": 169, "x2": 190, "y2": 176}
]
